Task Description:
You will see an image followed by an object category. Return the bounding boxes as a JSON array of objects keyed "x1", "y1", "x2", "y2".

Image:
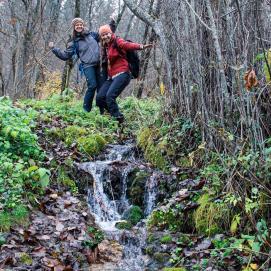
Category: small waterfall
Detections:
[
  {"x1": 78, "y1": 144, "x2": 160, "y2": 270},
  {"x1": 144, "y1": 172, "x2": 159, "y2": 216}
]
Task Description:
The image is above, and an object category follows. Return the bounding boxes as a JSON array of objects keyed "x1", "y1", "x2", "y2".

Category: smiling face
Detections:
[
  {"x1": 100, "y1": 32, "x2": 112, "y2": 44},
  {"x1": 74, "y1": 22, "x2": 84, "y2": 33}
]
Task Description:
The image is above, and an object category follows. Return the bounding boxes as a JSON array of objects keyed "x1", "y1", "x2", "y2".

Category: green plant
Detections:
[
  {"x1": 122, "y1": 205, "x2": 143, "y2": 225},
  {"x1": 82, "y1": 226, "x2": 104, "y2": 249},
  {"x1": 160, "y1": 234, "x2": 173, "y2": 244}
]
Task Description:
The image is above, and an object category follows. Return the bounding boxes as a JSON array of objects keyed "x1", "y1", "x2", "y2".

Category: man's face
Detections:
[
  {"x1": 74, "y1": 22, "x2": 84, "y2": 32},
  {"x1": 101, "y1": 32, "x2": 112, "y2": 44}
]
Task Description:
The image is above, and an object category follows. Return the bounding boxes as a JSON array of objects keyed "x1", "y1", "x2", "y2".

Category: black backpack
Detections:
[{"x1": 113, "y1": 37, "x2": 140, "y2": 79}]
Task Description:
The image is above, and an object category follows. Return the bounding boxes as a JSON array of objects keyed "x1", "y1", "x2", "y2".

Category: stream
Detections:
[{"x1": 77, "y1": 143, "x2": 161, "y2": 271}]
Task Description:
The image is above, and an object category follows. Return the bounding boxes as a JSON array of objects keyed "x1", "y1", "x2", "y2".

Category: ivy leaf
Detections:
[
  {"x1": 251, "y1": 241, "x2": 261, "y2": 253},
  {"x1": 230, "y1": 214, "x2": 240, "y2": 235},
  {"x1": 37, "y1": 168, "x2": 50, "y2": 188}
]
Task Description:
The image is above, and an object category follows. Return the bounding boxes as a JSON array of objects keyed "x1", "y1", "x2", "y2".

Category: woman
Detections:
[
  {"x1": 96, "y1": 25, "x2": 153, "y2": 123},
  {"x1": 49, "y1": 18, "x2": 115, "y2": 112}
]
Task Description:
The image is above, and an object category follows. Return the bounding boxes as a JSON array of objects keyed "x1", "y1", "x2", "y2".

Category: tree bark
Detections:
[
  {"x1": 61, "y1": 0, "x2": 80, "y2": 94},
  {"x1": 123, "y1": 0, "x2": 173, "y2": 91}
]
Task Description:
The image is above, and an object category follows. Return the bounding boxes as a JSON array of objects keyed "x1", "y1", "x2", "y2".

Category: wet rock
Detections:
[
  {"x1": 127, "y1": 169, "x2": 150, "y2": 208},
  {"x1": 98, "y1": 240, "x2": 123, "y2": 263},
  {"x1": 153, "y1": 252, "x2": 171, "y2": 263}
]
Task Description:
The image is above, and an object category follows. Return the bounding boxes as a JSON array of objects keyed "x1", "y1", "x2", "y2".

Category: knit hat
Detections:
[
  {"x1": 71, "y1": 18, "x2": 85, "y2": 27},
  {"x1": 99, "y1": 25, "x2": 112, "y2": 35}
]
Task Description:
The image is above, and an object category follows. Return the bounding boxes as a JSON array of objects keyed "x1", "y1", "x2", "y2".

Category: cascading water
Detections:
[{"x1": 77, "y1": 143, "x2": 159, "y2": 270}]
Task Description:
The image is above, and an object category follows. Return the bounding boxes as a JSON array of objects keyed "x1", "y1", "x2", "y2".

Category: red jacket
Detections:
[{"x1": 106, "y1": 34, "x2": 142, "y2": 78}]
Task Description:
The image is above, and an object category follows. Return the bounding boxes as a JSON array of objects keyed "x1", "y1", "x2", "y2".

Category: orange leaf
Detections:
[{"x1": 244, "y1": 68, "x2": 258, "y2": 91}]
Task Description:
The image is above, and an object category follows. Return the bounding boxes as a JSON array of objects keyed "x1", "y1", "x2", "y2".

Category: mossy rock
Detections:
[
  {"x1": 122, "y1": 205, "x2": 143, "y2": 225},
  {"x1": 145, "y1": 245, "x2": 155, "y2": 256},
  {"x1": 127, "y1": 170, "x2": 150, "y2": 208},
  {"x1": 147, "y1": 233, "x2": 156, "y2": 244},
  {"x1": 153, "y1": 252, "x2": 170, "y2": 263},
  {"x1": 77, "y1": 134, "x2": 106, "y2": 156},
  {"x1": 64, "y1": 125, "x2": 87, "y2": 146},
  {"x1": 45, "y1": 127, "x2": 63, "y2": 140},
  {"x1": 137, "y1": 127, "x2": 153, "y2": 150},
  {"x1": 62, "y1": 178, "x2": 78, "y2": 194},
  {"x1": 157, "y1": 138, "x2": 175, "y2": 157},
  {"x1": 115, "y1": 220, "x2": 132, "y2": 230},
  {"x1": 160, "y1": 234, "x2": 173, "y2": 244},
  {"x1": 145, "y1": 143, "x2": 168, "y2": 171},
  {"x1": 194, "y1": 194, "x2": 230, "y2": 236}
]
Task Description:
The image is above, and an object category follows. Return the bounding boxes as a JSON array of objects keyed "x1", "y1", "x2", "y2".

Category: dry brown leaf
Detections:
[{"x1": 244, "y1": 68, "x2": 258, "y2": 90}]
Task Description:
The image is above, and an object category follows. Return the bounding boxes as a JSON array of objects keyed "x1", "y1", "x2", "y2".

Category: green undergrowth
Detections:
[
  {"x1": 0, "y1": 94, "x2": 160, "y2": 232},
  {"x1": 0, "y1": 97, "x2": 49, "y2": 231}
]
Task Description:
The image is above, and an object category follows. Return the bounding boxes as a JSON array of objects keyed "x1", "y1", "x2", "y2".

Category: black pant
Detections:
[
  {"x1": 83, "y1": 65, "x2": 107, "y2": 112},
  {"x1": 96, "y1": 72, "x2": 131, "y2": 118}
]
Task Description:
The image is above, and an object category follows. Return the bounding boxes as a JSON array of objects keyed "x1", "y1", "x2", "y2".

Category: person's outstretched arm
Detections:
[
  {"x1": 49, "y1": 41, "x2": 75, "y2": 61},
  {"x1": 117, "y1": 37, "x2": 153, "y2": 51}
]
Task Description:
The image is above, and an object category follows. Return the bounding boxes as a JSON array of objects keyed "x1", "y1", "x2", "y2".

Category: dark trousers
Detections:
[
  {"x1": 83, "y1": 65, "x2": 107, "y2": 112},
  {"x1": 96, "y1": 72, "x2": 131, "y2": 118}
]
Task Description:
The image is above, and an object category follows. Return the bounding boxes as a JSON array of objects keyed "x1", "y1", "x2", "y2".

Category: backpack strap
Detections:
[
  {"x1": 113, "y1": 37, "x2": 126, "y2": 58},
  {"x1": 73, "y1": 40, "x2": 80, "y2": 57}
]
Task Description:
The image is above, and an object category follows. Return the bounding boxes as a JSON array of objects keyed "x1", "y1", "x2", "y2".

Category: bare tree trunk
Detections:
[
  {"x1": 136, "y1": 0, "x2": 161, "y2": 98},
  {"x1": 123, "y1": 0, "x2": 173, "y2": 91},
  {"x1": 61, "y1": 0, "x2": 80, "y2": 94},
  {"x1": 205, "y1": 0, "x2": 228, "y2": 123}
]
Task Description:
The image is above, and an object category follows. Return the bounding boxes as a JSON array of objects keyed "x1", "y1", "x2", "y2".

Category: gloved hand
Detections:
[{"x1": 48, "y1": 42, "x2": 54, "y2": 49}]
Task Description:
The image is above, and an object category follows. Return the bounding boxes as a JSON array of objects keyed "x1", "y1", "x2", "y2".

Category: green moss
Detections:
[
  {"x1": 194, "y1": 194, "x2": 229, "y2": 236},
  {"x1": 176, "y1": 156, "x2": 191, "y2": 168},
  {"x1": 137, "y1": 127, "x2": 153, "y2": 150},
  {"x1": 64, "y1": 125, "x2": 87, "y2": 146},
  {"x1": 145, "y1": 143, "x2": 168, "y2": 171},
  {"x1": 63, "y1": 178, "x2": 78, "y2": 194},
  {"x1": 45, "y1": 127, "x2": 63, "y2": 140},
  {"x1": 153, "y1": 252, "x2": 170, "y2": 263},
  {"x1": 20, "y1": 253, "x2": 33, "y2": 265},
  {"x1": 57, "y1": 167, "x2": 78, "y2": 194},
  {"x1": 12, "y1": 204, "x2": 29, "y2": 224},
  {"x1": 0, "y1": 212, "x2": 11, "y2": 232},
  {"x1": 157, "y1": 138, "x2": 175, "y2": 157},
  {"x1": 137, "y1": 127, "x2": 169, "y2": 171},
  {"x1": 160, "y1": 234, "x2": 173, "y2": 244},
  {"x1": 115, "y1": 221, "x2": 132, "y2": 230},
  {"x1": 145, "y1": 246, "x2": 155, "y2": 255},
  {"x1": 127, "y1": 170, "x2": 149, "y2": 207},
  {"x1": 147, "y1": 233, "x2": 156, "y2": 244},
  {"x1": 122, "y1": 205, "x2": 143, "y2": 225},
  {"x1": 77, "y1": 134, "x2": 106, "y2": 156}
]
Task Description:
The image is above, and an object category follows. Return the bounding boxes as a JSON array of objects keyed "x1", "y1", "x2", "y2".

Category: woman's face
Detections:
[
  {"x1": 101, "y1": 32, "x2": 112, "y2": 44},
  {"x1": 74, "y1": 22, "x2": 84, "y2": 33}
]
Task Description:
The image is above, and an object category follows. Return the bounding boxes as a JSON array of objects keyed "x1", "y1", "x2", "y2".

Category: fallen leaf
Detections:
[
  {"x1": 244, "y1": 68, "x2": 258, "y2": 90},
  {"x1": 64, "y1": 200, "x2": 72, "y2": 208},
  {"x1": 56, "y1": 222, "x2": 65, "y2": 232},
  {"x1": 39, "y1": 235, "x2": 51, "y2": 240},
  {"x1": 250, "y1": 263, "x2": 258, "y2": 270},
  {"x1": 42, "y1": 257, "x2": 60, "y2": 268}
]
